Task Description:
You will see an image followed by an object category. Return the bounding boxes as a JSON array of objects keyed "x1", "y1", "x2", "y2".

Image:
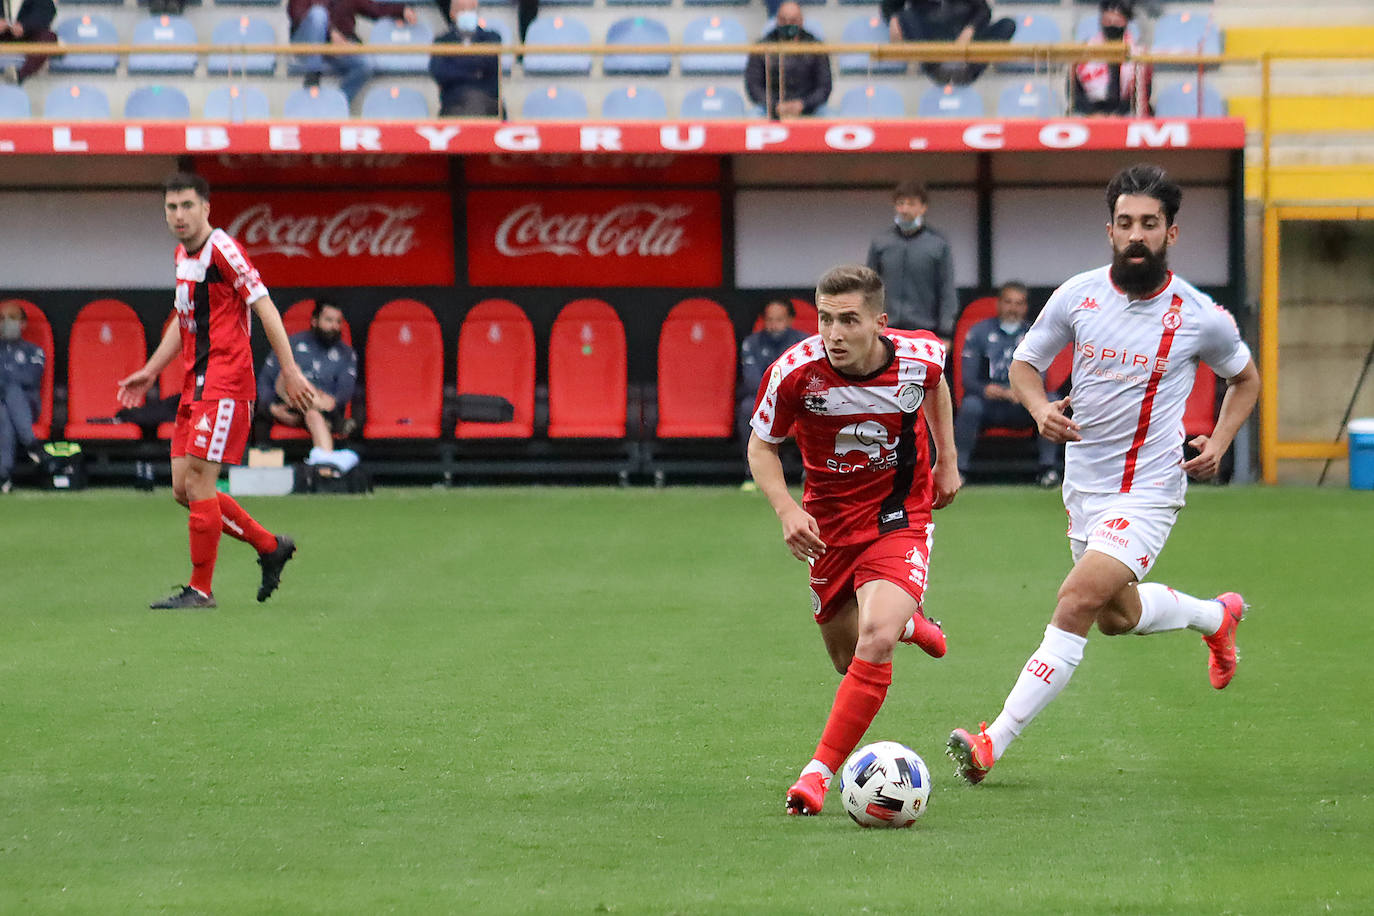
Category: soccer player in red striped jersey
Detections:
[
  {"x1": 747, "y1": 264, "x2": 960, "y2": 816},
  {"x1": 946, "y1": 164, "x2": 1261, "y2": 787},
  {"x1": 118, "y1": 172, "x2": 317, "y2": 610}
]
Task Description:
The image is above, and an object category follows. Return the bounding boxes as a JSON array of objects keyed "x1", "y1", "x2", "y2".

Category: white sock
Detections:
[
  {"x1": 986, "y1": 625, "x2": 1087, "y2": 759},
  {"x1": 1131, "y1": 583, "x2": 1224, "y2": 636},
  {"x1": 801, "y1": 760, "x2": 834, "y2": 784}
]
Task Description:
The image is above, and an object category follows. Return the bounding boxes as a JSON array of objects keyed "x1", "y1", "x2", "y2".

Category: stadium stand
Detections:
[
  {"x1": 521, "y1": 84, "x2": 589, "y2": 118},
  {"x1": 680, "y1": 84, "x2": 747, "y2": 118},
  {"x1": 368, "y1": 19, "x2": 436, "y2": 76},
  {"x1": 0, "y1": 85, "x2": 32, "y2": 118},
  {"x1": 363, "y1": 299, "x2": 444, "y2": 440},
  {"x1": 43, "y1": 83, "x2": 111, "y2": 119},
  {"x1": 917, "y1": 82, "x2": 984, "y2": 118},
  {"x1": 48, "y1": 14, "x2": 119, "y2": 74},
  {"x1": 837, "y1": 14, "x2": 906, "y2": 76},
  {"x1": 14, "y1": 300, "x2": 54, "y2": 440},
  {"x1": 203, "y1": 84, "x2": 272, "y2": 120},
  {"x1": 523, "y1": 14, "x2": 593, "y2": 77},
  {"x1": 282, "y1": 85, "x2": 351, "y2": 119},
  {"x1": 124, "y1": 84, "x2": 192, "y2": 118},
  {"x1": 1151, "y1": 10, "x2": 1222, "y2": 62},
  {"x1": 264, "y1": 300, "x2": 356, "y2": 443},
  {"x1": 454, "y1": 299, "x2": 536, "y2": 440},
  {"x1": 64, "y1": 299, "x2": 145, "y2": 441},
  {"x1": 206, "y1": 16, "x2": 278, "y2": 77},
  {"x1": 361, "y1": 84, "x2": 431, "y2": 119},
  {"x1": 654, "y1": 298, "x2": 735, "y2": 439},
  {"x1": 680, "y1": 15, "x2": 748, "y2": 76},
  {"x1": 602, "y1": 84, "x2": 668, "y2": 118},
  {"x1": 836, "y1": 83, "x2": 904, "y2": 117},
  {"x1": 547, "y1": 299, "x2": 627, "y2": 439},
  {"x1": 999, "y1": 12, "x2": 1062, "y2": 73},
  {"x1": 603, "y1": 16, "x2": 672, "y2": 76},
  {"x1": 127, "y1": 15, "x2": 198, "y2": 76},
  {"x1": 996, "y1": 79, "x2": 1061, "y2": 118},
  {"x1": 1153, "y1": 80, "x2": 1226, "y2": 117}
]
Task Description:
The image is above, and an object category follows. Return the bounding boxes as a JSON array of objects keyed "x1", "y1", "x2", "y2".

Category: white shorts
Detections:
[{"x1": 1064, "y1": 486, "x2": 1182, "y2": 580}]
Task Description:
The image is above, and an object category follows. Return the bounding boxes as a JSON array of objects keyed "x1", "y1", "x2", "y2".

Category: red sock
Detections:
[
  {"x1": 217, "y1": 493, "x2": 277, "y2": 554},
  {"x1": 812, "y1": 657, "x2": 893, "y2": 772},
  {"x1": 187, "y1": 497, "x2": 223, "y2": 595}
]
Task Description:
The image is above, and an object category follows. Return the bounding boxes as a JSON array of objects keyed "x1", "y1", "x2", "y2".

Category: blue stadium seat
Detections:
[
  {"x1": 680, "y1": 84, "x2": 746, "y2": 119},
  {"x1": 541, "y1": 0, "x2": 592, "y2": 7},
  {"x1": 207, "y1": 16, "x2": 278, "y2": 76},
  {"x1": 520, "y1": 84, "x2": 588, "y2": 119},
  {"x1": 522, "y1": 15, "x2": 592, "y2": 76},
  {"x1": 211, "y1": 0, "x2": 279, "y2": 6},
  {"x1": 759, "y1": 16, "x2": 824, "y2": 40},
  {"x1": 601, "y1": 84, "x2": 668, "y2": 119},
  {"x1": 0, "y1": 85, "x2": 32, "y2": 118},
  {"x1": 837, "y1": 83, "x2": 904, "y2": 118},
  {"x1": 43, "y1": 83, "x2": 111, "y2": 119},
  {"x1": 838, "y1": 14, "x2": 906, "y2": 75},
  {"x1": 603, "y1": 16, "x2": 671, "y2": 76},
  {"x1": 681, "y1": 15, "x2": 747, "y2": 76},
  {"x1": 203, "y1": 84, "x2": 272, "y2": 120},
  {"x1": 684, "y1": 0, "x2": 745, "y2": 7},
  {"x1": 48, "y1": 15, "x2": 120, "y2": 74},
  {"x1": 369, "y1": 19, "x2": 434, "y2": 75},
  {"x1": 996, "y1": 79, "x2": 1060, "y2": 118},
  {"x1": 918, "y1": 83, "x2": 983, "y2": 117},
  {"x1": 361, "y1": 84, "x2": 430, "y2": 119},
  {"x1": 1151, "y1": 11, "x2": 1222, "y2": 61},
  {"x1": 1000, "y1": 12, "x2": 1061, "y2": 72},
  {"x1": 477, "y1": 15, "x2": 515, "y2": 76},
  {"x1": 1073, "y1": 15, "x2": 1139, "y2": 44},
  {"x1": 282, "y1": 85, "x2": 350, "y2": 119},
  {"x1": 1153, "y1": 80, "x2": 1226, "y2": 117},
  {"x1": 124, "y1": 84, "x2": 192, "y2": 118},
  {"x1": 127, "y1": 15, "x2": 198, "y2": 75}
]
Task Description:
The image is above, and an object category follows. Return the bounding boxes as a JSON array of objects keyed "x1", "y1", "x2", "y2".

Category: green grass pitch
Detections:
[{"x1": 1, "y1": 485, "x2": 1370, "y2": 914}]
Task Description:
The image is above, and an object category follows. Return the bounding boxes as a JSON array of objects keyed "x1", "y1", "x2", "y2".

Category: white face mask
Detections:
[
  {"x1": 999, "y1": 320, "x2": 1022, "y2": 335},
  {"x1": 456, "y1": 10, "x2": 478, "y2": 31},
  {"x1": 894, "y1": 215, "x2": 924, "y2": 233},
  {"x1": 0, "y1": 317, "x2": 22, "y2": 341}
]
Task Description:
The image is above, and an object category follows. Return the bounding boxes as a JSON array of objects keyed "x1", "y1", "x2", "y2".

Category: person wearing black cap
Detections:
[{"x1": 1073, "y1": 0, "x2": 1153, "y2": 116}]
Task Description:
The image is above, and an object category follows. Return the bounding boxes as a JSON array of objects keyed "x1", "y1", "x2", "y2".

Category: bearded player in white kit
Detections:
[{"x1": 947, "y1": 163, "x2": 1261, "y2": 786}]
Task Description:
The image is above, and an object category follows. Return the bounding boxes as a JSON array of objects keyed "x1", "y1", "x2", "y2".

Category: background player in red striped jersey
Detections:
[
  {"x1": 947, "y1": 164, "x2": 1261, "y2": 786},
  {"x1": 118, "y1": 172, "x2": 317, "y2": 610},
  {"x1": 747, "y1": 264, "x2": 960, "y2": 816}
]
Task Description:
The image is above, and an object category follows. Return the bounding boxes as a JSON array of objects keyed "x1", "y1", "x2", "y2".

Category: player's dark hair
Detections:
[
  {"x1": 763, "y1": 297, "x2": 796, "y2": 318},
  {"x1": 892, "y1": 180, "x2": 928, "y2": 203},
  {"x1": 816, "y1": 264, "x2": 885, "y2": 314},
  {"x1": 313, "y1": 298, "x2": 341, "y2": 320},
  {"x1": 163, "y1": 171, "x2": 210, "y2": 201},
  {"x1": 998, "y1": 280, "x2": 1029, "y2": 300},
  {"x1": 1106, "y1": 164, "x2": 1182, "y2": 226}
]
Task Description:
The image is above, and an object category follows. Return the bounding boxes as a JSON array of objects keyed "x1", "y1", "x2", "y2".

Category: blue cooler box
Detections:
[{"x1": 1350, "y1": 418, "x2": 1374, "y2": 490}]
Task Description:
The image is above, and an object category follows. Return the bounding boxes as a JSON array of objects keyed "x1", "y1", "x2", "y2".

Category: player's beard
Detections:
[{"x1": 1110, "y1": 240, "x2": 1169, "y2": 298}]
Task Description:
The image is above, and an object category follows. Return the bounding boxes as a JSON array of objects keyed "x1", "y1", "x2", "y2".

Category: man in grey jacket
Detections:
[{"x1": 865, "y1": 180, "x2": 958, "y2": 344}]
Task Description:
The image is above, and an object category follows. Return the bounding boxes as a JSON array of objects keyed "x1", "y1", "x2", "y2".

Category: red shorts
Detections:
[
  {"x1": 170, "y1": 399, "x2": 253, "y2": 465},
  {"x1": 808, "y1": 523, "x2": 934, "y2": 624}
]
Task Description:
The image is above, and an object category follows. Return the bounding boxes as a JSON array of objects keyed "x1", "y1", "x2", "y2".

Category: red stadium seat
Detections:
[
  {"x1": 750, "y1": 298, "x2": 820, "y2": 336},
  {"x1": 363, "y1": 299, "x2": 443, "y2": 439},
  {"x1": 65, "y1": 299, "x2": 145, "y2": 440},
  {"x1": 951, "y1": 296, "x2": 998, "y2": 406},
  {"x1": 656, "y1": 298, "x2": 736, "y2": 439},
  {"x1": 12, "y1": 300, "x2": 54, "y2": 440},
  {"x1": 1183, "y1": 364, "x2": 1217, "y2": 438},
  {"x1": 548, "y1": 299, "x2": 626, "y2": 439},
  {"x1": 156, "y1": 312, "x2": 180, "y2": 439},
  {"x1": 455, "y1": 299, "x2": 535, "y2": 439},
  {"x1": 271, "y1": 299, "x2": 355, "y2": 441}
]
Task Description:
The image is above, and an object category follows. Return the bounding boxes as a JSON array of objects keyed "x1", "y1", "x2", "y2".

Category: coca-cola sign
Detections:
[
  {"x1": 465, "y1": 153, "x2": 720, "y2": 186},
  {"x1": 196, "y1": 153, "x2": 449, "y2": 187},
  {"x1": 212, "y1": 191, "x2": 455, "y2": 287},
  {"x1": 468, "y1": 190, "x2": 721, "y2": 287}
]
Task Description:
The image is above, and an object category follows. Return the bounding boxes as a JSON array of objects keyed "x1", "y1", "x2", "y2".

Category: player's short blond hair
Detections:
[{"x1": 816, "y1": 264, "x2": 885, "y2": 314}]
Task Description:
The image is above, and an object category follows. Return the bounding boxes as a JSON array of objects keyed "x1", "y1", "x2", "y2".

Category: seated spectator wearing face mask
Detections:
[
  {"x1": 430, "y1": 0, "x2": 502, "y2": 117},
  {"x1": 0, "y1": 300, "x2": 45, "y2": 493},
  {"x1": 1073, "y1": 0, "x2": 1151, "y2": 117},
  {"x1": 257, "y1": 299, "x2": 359, "y2": 471},
  {"x1": 737, "y1": 298, "x2": 808, "y2": 489},
  {"x1": 745, "y1": 1, "x2": 832, "y2": 120}
]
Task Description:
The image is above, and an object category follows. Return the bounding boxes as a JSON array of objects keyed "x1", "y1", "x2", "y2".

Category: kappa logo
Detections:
[
  {"x1": 1080, "y1": 296, "x2": 1100, "y2": 310},
  {"x1": 194, "y1": 415, "x2": 212, "y2": 433},
  {"x1": 1138, "y1": 555, "x2": 1150, "y2": 569},
  {"x1": 195, "y1": 436, "x2": 208, "y2": 448},
  {"x1": 1102, "y1": 517, "x2": 1130, "y2": 531}
]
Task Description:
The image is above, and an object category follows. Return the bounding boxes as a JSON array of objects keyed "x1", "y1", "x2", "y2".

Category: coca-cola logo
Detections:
[
  {"x1": 226, "y1": 203, "x2": 420, "y2": 259},
  {"x1": 494, "y1": 202, "x2": 689, "y2": 258}
]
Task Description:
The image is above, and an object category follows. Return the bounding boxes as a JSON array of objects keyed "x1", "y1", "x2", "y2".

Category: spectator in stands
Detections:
[
  {"x1": 0, "y1": 0, "x2": 56, "y2": 85},
  {"x1": 257, "y1": 299, "x2": 360, "y2": 474},
  {"x1": 954, "y1": 281, "x2": 1060, "y2": 487},
  {"x1": 737, "y1": 298, "x2": 807, "y2": 490},
  {"x1": 1072, "y1": 0, "x2": 1152, "y2": 117},
  {"x1": 430, "y1": 0, "x2": 501, "y2": 117},
  {"x1": 746, "y1": 2, "x2": 832, "y2": 120},
  {"x1": 884, "y1": 0, "x2": 1016, "y2": 86},
  {"x1": 865, "y1": 179, "x2": 957, "y2": 344},
  {"x1": 288, "y1": 0, "x2": 417, "y2": 103},
  {"x1": 0, "y1": 300, "x2": 44, "y2": 493}
]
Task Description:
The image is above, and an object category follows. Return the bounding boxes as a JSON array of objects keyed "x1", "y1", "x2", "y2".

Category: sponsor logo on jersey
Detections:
[
  {"x1": 803, "y1": 393, "x2": 828, "y2": 414},
  {"x1": 896, "y1": 382, "x2": 922, "y2": 413},
  {"x1": 1075, "y1": 342, "x2": 1170, "y2": 374},
  {"x1": 829, "y1": 419, "x2": 898, "y2": 473}
]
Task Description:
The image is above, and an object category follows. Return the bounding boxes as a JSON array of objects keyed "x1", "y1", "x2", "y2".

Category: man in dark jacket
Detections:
[
  {"x1": 0, "y1": 0, "x2": 57, "y2": 84},
  {"x1": 865, "y1": 180, "x2": 958, "y2": 342},
  {"x1": 288, "y1": 0, "x2": 416, "y2": 102},
  {"x1": 430, "y1": 0, "x2": 501, "y2": 117},
  {"x1": 745, "y1": 1, "x2": 831, "y2": 120},
  {"x1": 882, "y1": 0, "x2": 1015, "y2": 85},
  {"x1": 0, "y1": 300, "x2": 44, "y2": 492}
]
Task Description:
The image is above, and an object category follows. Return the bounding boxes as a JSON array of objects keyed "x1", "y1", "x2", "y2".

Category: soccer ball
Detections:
[{"x1": 839, "y1": 741, "x2": 932, "y2": 828}]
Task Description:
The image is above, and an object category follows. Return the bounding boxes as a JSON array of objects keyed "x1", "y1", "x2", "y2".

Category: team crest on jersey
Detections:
[
  {"x1": 1162, "y1": 311, "x2": 1182, "y2": 330},
  {"x1": 766, "y1": 364, "x2": 783, "y2": 399},
  {"x1": 896, "y1": 382, "x2": 923, "y2": 413}
]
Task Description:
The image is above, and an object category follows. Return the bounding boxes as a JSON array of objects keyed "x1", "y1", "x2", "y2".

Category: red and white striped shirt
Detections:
[
  {"x1": 1015, "y1": 267, "x2": 1251, "y2": 497},
  {"x1": 751, "y1": 330, "x2": 946, "y2": 546},
  {"x1": 172, "y1": 228, "x2": 268, "y2": 402}
]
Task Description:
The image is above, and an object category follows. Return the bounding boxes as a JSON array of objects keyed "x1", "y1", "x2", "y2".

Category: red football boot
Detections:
[
  {"x1": 784, "y1": 771, "x2": 829, "y2": 816},
  {"x1": 1204, "y1": 592, "x2": 1246, "y2": 689},
  {"x1": 899, "y1": 610, "x2": 947, "y2": 659},
  {"x1": 946, "y1": 722, "x2": 995, "y2": 786}
]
